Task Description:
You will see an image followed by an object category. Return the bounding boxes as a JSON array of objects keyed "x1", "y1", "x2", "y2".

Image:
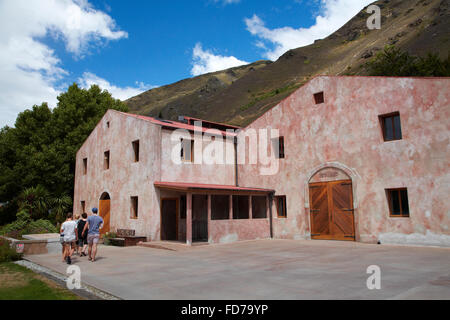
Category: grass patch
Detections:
[
  {"x1": 0, "y1": 262, "x2": 81, "y2": 300},
  {"x1": 240, "y1": 83, "x2": 303, "y2": 111}
]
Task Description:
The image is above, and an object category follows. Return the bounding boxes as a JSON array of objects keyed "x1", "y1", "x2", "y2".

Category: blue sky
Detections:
[{"x1": 0, "y1": 0, "x2": 373, "y2": 127}]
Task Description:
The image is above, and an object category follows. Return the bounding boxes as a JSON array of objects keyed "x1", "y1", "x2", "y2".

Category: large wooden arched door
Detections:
[
  {"x1": 309, "y1": 180, "x2": 355, "y2": 241},
  {"x1": 99, "y1": 192, "x2": 111, "y2": 235}
]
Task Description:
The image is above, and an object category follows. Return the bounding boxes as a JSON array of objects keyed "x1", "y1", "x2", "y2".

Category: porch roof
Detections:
[{"x1": 154, "y1": 181, "x2": 274, "y2": 194}]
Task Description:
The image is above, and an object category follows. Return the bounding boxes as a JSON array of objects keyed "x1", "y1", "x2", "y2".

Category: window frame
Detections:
[
  {"x1": 132, "y1": 140, "x2": 140, "y2": 162},
  {"x1": 386, "y1": 188, "x2": 410, "y2": 218},
  {"x1": 379, "y1": 112, "x2": 402, "y2": 142},
  {"x1": 211, "y1": 195, "x2": 230, "y2": 220},
  {"x1": 130, "y1": 196, "x2": 139, "y2": 219},
  {"x1": 272, "y1": 136, "x2": 285, "y2": 159},
  {"x1": 180, "y1": 138, "x2": 194, "y2": 162},
  {"x1": 314, "y1": 91, "x2": 325, "y2": 104},
  {"x1": 275, "y1": 195, "x2": 287, "y2": 218},
  {"x1": 82, "y1": 158, "x2": 87, "y2": 175},
  {"x1": 104, "y1": 150, "x2": 110, "y2": 170}
]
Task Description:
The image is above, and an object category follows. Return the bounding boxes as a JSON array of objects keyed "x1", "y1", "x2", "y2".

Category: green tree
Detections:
[
  {"x1": 0, "y1": 84, "x2": 128, "y2": 224},
  {"x1": 366, "y1": 46, "x2": 449, "y2": 77},
  {"x1": 416, "y1": 53, "x2": 450, "y2": 77},
  {"x1": 49, "y1": 195, "x2": 73, "y2": 224},
  {"x1": 17, "y1": 186, "x2": 50, "y2": 220}
]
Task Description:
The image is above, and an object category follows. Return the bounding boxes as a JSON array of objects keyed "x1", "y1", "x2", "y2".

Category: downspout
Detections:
[
  {"x1": 269, "y1": 192, "x2": 274, "y2": 239},
  {"x1": 234, "y1": 136, "x2": 239, "y2": 187}
]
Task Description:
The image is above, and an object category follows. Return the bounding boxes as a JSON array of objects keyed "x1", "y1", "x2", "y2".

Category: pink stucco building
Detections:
[{"x1": 73, "y1": 76, "x2": 450, "y2": 247}]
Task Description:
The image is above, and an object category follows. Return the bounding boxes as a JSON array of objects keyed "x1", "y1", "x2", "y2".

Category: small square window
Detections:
[
  {"x1": 276, "y1": 196, "x2": 287, "y2": 218},
  {"x1": 104, "y1": 151, "x2": 110, "y2": 170},
  {"x1": 314, "y1": 92, "x2": 324, "y2": 104},
  {"x1": 130, "y1": 196, "x2": 138, "y2": 219},
  {"x1": 386, "y1": 188, "x2": 410, "y2": 217},
  {"x1": 180, "y1": 138, "x2": 194, "y2": 162},
  {"x1": 83, "y1": 158, "x2": 87, "y2": 175},
  {"x1": 379, "y1": 112, "x2": 402, "y2": 141},
  {"x1": 132, "y1": 140, "x2": 140, "y2": 162}
]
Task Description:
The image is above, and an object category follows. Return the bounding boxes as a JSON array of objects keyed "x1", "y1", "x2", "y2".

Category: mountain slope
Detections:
[{"x1": 126, "y1": 0, "x2": 450, "y2": 127}]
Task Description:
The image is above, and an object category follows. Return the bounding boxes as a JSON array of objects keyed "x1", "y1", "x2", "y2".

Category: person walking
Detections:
[
  {"x1": 60, "y1": 213, "x2": 78, "y2": 265},
  {"x1": 73, "y1": 213, "x2": 81, "y2": 256},
  {"x1": 82, "y1": 208, "x2": 103, "y2": 262},
  {"x1": 77, "y1": 213, "x2": 88, "y2": 256}
]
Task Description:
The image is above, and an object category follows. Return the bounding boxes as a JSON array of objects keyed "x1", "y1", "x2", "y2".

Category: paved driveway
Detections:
[{"x1": 26, "y1": 240, "x2": 450, "y2": 300}]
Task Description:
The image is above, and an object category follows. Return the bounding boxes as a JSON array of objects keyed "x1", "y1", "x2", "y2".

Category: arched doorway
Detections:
[
  {"x1": 308, "y1": 167, "x2": 355, "y2": 241},
  {"x1": 99, "y1": 192, "x2": 111, "y2": 235}
]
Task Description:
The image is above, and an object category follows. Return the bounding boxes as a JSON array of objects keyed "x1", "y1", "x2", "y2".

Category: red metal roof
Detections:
[
  {"x1": 182, "y1": 116, "x2": 241, "y2": 130},
  {"x1": 154, "y1": 181, "x2": 274, "y2": 193},
  {"x1": 117, "y1": 111, "x2": 237, "y2": 137}
]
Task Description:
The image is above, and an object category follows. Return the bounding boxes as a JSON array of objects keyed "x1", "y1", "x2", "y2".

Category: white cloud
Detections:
[
  {"x1": 214, "y1": 0, "x2": 241, "y2": 5},
  {"x1": 78, "y1": 72, "x2": 155, "y2": 101},
  {"x1": 0, "y1": 0, "x2": 128, "y2": 127},
  {"x1": 191, "y1": 43, "x2": 249, "y2": 76},
  {"x1": 245, "y1": 0, "x2": 373, "y2": 60}
]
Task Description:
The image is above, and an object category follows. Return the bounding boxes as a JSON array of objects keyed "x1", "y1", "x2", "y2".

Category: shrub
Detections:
[
  {"x1": 103, "y1": 232, "x2": 117, "y2": 246},
  {"x1": 0, "y1": 209, "x2": 57, "y2": 239},
  {"x1": 0, "y1": 239, "x2": 22, "y2": 262},
  {"x1": 366, "y1": 46, "x2": 450, "y2": 76}
]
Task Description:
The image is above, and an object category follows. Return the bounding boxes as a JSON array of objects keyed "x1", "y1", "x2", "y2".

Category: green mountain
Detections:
[{"x1": 126, "y1": 0, "x2": 450, "y2": 127}]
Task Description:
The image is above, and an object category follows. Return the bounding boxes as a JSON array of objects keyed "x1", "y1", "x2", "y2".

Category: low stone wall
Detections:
[{"x1": 1, "y1": 233, "x2": 61, "y2": 255}]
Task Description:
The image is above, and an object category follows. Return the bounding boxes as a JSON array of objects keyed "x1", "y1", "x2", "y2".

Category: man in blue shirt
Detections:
[{"x1": 82, "y1": 208, "x2": 104, "y2": 262}]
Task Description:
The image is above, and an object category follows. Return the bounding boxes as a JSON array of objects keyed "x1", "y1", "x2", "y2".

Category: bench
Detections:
[{"x1": 109, "y1": 229, "x2": 147, "y2": 247}]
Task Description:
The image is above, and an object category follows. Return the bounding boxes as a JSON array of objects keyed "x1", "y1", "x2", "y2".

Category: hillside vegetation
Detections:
[{"x1": 126, "y1": 0, "x2": 450, "y2": 126}]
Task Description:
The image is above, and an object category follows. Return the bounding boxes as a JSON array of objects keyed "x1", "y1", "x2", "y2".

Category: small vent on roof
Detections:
[{"x1": 178, "y1": 116, "x2": 188, "y2": 123}]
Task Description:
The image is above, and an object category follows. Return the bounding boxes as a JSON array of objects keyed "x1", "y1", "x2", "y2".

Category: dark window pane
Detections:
[
  {"x1": 233, "y1": 196, "x2": 249, "y2": 219},
  {"x1": 400, "y1": 190, "x2": 409, "y2": 215},
  {"x1": 180, "y1": 195, "x2": 186, "y2": 219},
  {"x1": 384, "y1": 117, "x2": 394, "y2": 141},
  {"x1": 314, "y1": 92, "x2": 324, "y2": 104},
  {"x1": 394, "y1": 115, "x2": 402, "y2": 140},
  {"x1": 390, "y1": 190, "x2": 400, "y2": 215},
  {"x1": 252, "y1": 196, "x2": 267, "y2": 219},
  {"x1": 276, "y1": 196, "x2": 287, "y2": 217},
  {"x1": 211, "y1": 195, "x2": 229, "y2": 220}
]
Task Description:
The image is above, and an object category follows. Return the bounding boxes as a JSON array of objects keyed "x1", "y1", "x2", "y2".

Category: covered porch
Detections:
[{"x1": 154, "y1": 182, "x2": 275, "y2": 245}]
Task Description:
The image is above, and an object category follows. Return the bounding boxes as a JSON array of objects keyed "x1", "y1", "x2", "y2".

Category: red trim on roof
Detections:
[
  {"x1": 116, "y1": 111, "x2": 237, "y2": 137},
  {"x1": 182, "y1": 116, "x2": 241, "y2": 130},
  {"x1": 154, "y1": 181, "x2": 274, "y2": 193}
]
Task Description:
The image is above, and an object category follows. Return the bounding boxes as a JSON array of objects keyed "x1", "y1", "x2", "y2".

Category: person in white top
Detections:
[{"x1": 60, "y1": 212, "x2": 78, "y2": 265}]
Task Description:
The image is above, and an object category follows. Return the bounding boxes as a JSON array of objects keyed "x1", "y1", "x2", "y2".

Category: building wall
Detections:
[
  {"x1": 74, "y1": 110, "x2": 236, "y2": 241},
  {"x1": 237, "y1": 76, "x2": 450, "y2": 246},
  {"x1": 73, "y1": 110, "x2": 162, "y2": 240},
  {"x1": 159, "y1": 129, "x2": 236, "y2": 185}
]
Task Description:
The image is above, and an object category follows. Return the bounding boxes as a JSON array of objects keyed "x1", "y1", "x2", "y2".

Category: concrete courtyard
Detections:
[{"x1": 25, "y1": 239, "x2": 450, "y2": 300}]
